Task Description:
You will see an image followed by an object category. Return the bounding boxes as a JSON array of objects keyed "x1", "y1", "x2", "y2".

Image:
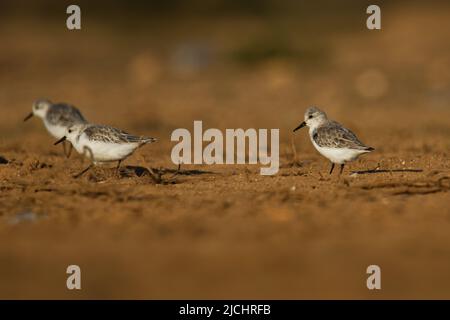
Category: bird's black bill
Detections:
[
  {"x1": 54, "y1": 136, "x2": 67, "y2": 145},
  {"x1": 293, "y1": 121, "x2": 306, "y2": 132},
  {"x1": 23, "y1": 113, "x2": 33, "y2": 122}
]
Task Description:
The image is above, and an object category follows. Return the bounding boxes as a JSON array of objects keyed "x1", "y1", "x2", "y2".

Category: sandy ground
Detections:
[{"x1": 0, "y1": 2, "x2": 450, "y2": 299}]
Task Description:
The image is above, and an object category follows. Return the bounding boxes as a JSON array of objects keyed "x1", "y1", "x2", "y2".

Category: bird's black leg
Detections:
[
  {"x1": 73, "y1": 146, "x2": 94, "y2": 178},
  {"x1": 83, "y1": 146, "x2": 94, "y2": 162},
  {"x1": 116, "y1": 160, "x2": 122, "y2": 177},
  {"x1": 67, "y1": 143, "x2": 73, "y2": 158},
  {"x1": 339, "y1": 164, "x2": 345, "y2": 175},
  {"x1": 62, "y1": 141, "x2": 73, "y2": 158},
  {"x1": 74, "y1": 164, "x2": 93, "y2": 178},
  {"x1": 329, "y1": 163, "x2": 335, "y2": 175},
  {"x1": 62, "y1": 141, "x2": 67, "y2": 157}
]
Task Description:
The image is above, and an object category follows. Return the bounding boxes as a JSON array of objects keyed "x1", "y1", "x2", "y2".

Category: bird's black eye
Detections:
[
  {"x1": 309, "y1": 115, "x2": 313, "y2": 119},
  {"x1": 68, "y1": 130, "x2": 72, "y2": 133}
]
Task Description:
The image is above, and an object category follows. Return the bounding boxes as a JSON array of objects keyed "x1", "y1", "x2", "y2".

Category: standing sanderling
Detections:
[
  {"x1": 293, "y1": 106, "x2": 374, "y2": 175},
  {"x1": 54, "y1": 123, "x2": 157, "y2": 178},
  {"x1": 24, "y1": 99, "x2": 88, "y2": 157}
]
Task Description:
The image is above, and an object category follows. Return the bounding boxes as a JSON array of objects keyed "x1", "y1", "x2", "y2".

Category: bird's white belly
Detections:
[
  {"x1": 44, "y1": 122, "x2": 67, "y2": 139},
  {"x1": 73, "y1": 137, "x2": 138, "y2": 163},
  {"x1": 311, "y1": 140, "x2": 366, "y2": 164}
]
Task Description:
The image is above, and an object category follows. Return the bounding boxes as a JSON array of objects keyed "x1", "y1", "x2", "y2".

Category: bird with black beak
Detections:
[
  {"x1": 24, "y1": 99, "x2": 88, "y2": 157},
  {"x1": 293, "y1": 107, "x2": 374, "y2": 176}
]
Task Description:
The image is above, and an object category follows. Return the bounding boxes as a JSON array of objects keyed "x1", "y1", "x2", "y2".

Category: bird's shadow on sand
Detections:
[
  {"x1": 351, "y1": 168, "x2": 423, "y2": 175},
  {"x1": 124, "y1": 166, "x2": 214, "y2": 177},
  {"x1": 118, "y1": 165, "x2": 215, "y2": 184}
]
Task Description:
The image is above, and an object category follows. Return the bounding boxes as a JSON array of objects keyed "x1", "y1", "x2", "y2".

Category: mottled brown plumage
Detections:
[
  {"x1": 312, "y1": 121, "x2": 373, "y2": 150},
  {"x1": 80, "y1": 124, "x2": 156, "y2": 145}
]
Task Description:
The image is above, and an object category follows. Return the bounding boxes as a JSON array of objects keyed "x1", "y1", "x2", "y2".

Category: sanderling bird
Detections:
[
  {"x1": 293, "y1": 106, "x2": 374, "y2": 175},
  {"x1": 54, "y1": 123, "x2": 157, "y2": 178},
  {"x1": 24, "y1": 99, "x2": 88, "y2": 157}
]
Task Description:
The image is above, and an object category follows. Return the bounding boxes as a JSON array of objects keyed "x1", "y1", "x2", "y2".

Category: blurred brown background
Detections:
[{"x1": 0, "y1": 0, "x2": 449, "y2": 299}]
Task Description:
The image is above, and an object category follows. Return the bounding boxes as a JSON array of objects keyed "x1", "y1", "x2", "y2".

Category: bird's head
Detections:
[
  {"x1": 293, "y1": 106, "x2": 328, "y2": 132},
  {"x1": 24, "y1": 99, "x2": 52, "y2": 121},
  {"x1": 54, "y1": 124, "x2": 85, "y2": 145}
]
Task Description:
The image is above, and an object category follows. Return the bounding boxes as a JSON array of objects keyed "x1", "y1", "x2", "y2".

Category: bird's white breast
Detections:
[{"x1": 43, "y1": 121, "x2": 67, "y2": 139}]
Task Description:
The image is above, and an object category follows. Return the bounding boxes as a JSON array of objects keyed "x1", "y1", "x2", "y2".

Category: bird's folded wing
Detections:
[
  {"x1": 84, "y1": 125, "x2": 151, "y2": 144},
  {"x1": 48, "y1": 104, "x2": 87, "y2": 125},
  {"x1": 313, "y1": 122, "x2": 369, "y2": 150},
  {"x1": 83, "y1": 125, "x2": 122, "y2": 143}
]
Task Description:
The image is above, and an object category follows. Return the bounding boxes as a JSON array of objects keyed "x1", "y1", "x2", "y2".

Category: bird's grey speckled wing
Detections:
[
  {"x1": 312, "y1": 121, "x2": 372, "y2": 150},
  {"x1": 83, "y1": 125, "x2": 155, "y2": 144},
  {"x1": 46, "y1": 104, "x2": 87, "y2": 127}
]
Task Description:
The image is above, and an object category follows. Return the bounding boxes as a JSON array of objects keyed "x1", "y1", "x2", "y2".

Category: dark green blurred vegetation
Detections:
[
  {"x1": 0, "y1": 0, "x2": 374, "y2": 17},
  {"x1": 230, "y1": 35, "x2": 328, "y2": 66},
  {"x1": 0, "y1": 0, "x2": 379, "y2": 67},
  {"x1": 1, "y1": 0, "x2": 446, "y2": 76}
]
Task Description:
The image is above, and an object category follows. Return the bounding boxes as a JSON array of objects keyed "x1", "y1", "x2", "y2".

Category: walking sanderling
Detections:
[
  {"x1": 54, "y1": 123, "x2": 157, "y2": 178},
  {"x1": 24, "y1": 99, "x2": 88, "y2": 157},
  {"x1": 293, "y1": 106, "x2": 374, "y2": 175}
]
